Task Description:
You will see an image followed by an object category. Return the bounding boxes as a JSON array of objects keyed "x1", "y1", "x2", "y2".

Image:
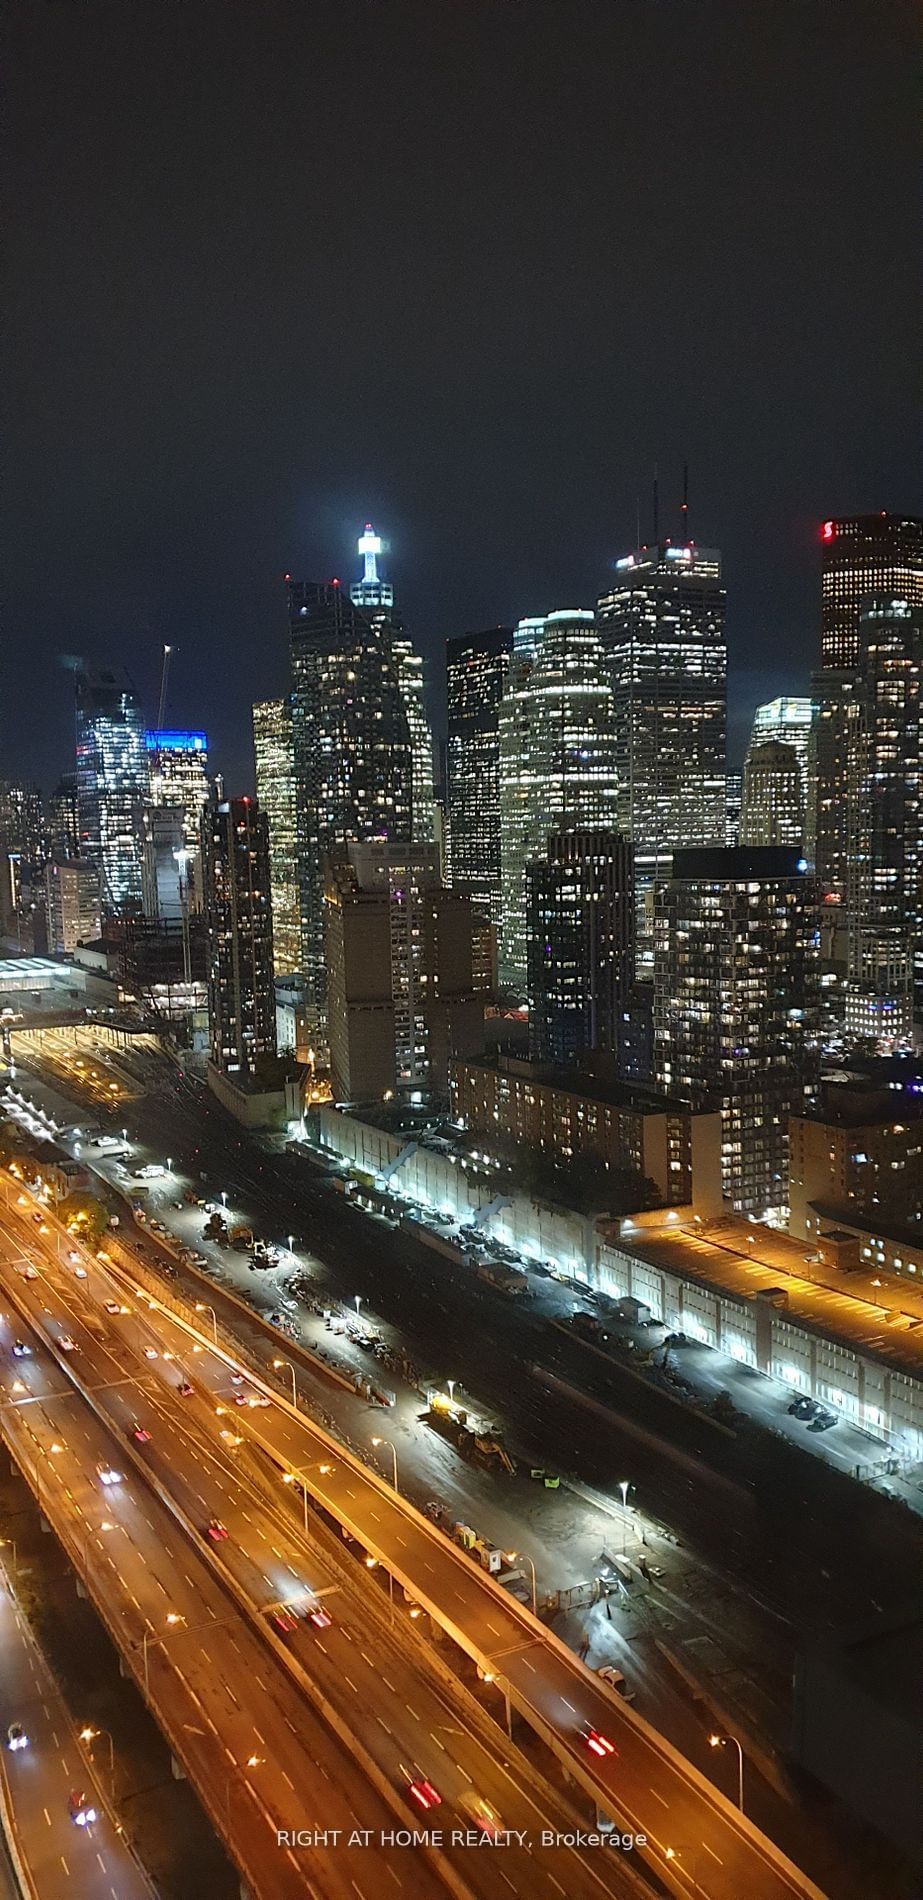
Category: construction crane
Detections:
[{"x1": 157, "y1": 644, "x2": 174, "y2": 729}]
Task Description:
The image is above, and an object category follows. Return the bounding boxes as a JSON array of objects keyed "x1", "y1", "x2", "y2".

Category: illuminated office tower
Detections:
[
  {"x1": 654, "y1": 846, "x2": 819, "y2": 1217},
  {"x1": 446, "y1": 627, "x2": 513, "y2": 918},
  {"x1": 597, "y1": 541, "x2": 727, "y2": 966},
  {"x1": 252, "y1": 697, "x2": 300, "y2": 978},
  {"x1": 746, "y1": 696, "x2": 813, "y2": 797},
  {"x1": 526, "y1": 829, "x2": 634, "y2": 1067},
  {"x1": 820, "y1": 515, "x2": 923, "y2": 670},
  {"x1": 288, "y1": 575, "x2": 412, "y2": 1033},
  {"x1": 350, "y1": 524, "x2": 435, "y2": 844},
  {"x1": 498, "y1": 611, "x2": 616, "y2": 987},
  {"x1": 725, "y1": 771, "x2": 742, "y2": 847},
  {"x1": 0, "y1": 780, "x2": 47, "y2": 929},
  {"x1": 144, "y1": 728, "x2": 209, "y2": 910},
  {"x1": 75, "y1": 667, "x2": 147, "y2": 912},
  {"x1": 48, "y1": 774, "x2": 79, "y2": 860},
  {"x1": 740, "y1": 741, "x2": 804, "y2": 847},
  {"x1": 203, "y1": 796, "x2": 276, "y2": 1078},
  {"x1": 843, "y1": 597, "x2": 923, "y2": 1051}
]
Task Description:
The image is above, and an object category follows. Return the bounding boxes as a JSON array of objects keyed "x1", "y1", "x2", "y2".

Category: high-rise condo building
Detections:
[
  {"x1": 740, "y1": 741, "x2": 804, "y2": 847},
  {"x1": 45, "y1": 859, "x2": 101, "y2": 954},
  {"x1": 597, "y1": 541, "x2": 727, "y2": 967},
  {"x1": 725, "y1": 771, "x2": 743, "y2": 848},
  {"x1": 446, "y1": 627, "x2": 514, "y2": 920},
  {"x1": 75, "y1": 667, "x2": 147, "y2": 912},
  {"x1": 0, "y1": 780, "x2": 48, "y2": 929},
  {"x1": 842, "y1": 597, "x2": 923, "y2": 1050},
  {"x1": 324, "y1": 840, "x2": 483, "y2": 1102},
  {"x1": 654, "y1": 845, "x2": 818, "y2": 1217},
  {"x1": 288, "y1": 573, "x2": 413, "y2": 1036},
  {"x1": 820, "y1": 515, "x2": 923, "y2": 670},
  {"x1": 203, "y1": 796, "x2": 276, "y2": 1079},
  {"x1": 252, "y1": 697, "x2": 300, "y2": 978},
  {"x1": 498, "y1": 612, "x2": 616, "y2": 986},
  {"x1": 526, "y1": 829, "x2": 634, "y2": 1068}
]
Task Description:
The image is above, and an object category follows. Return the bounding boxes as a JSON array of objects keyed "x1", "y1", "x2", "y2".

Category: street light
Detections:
[
  {"x1": 370, "y1": 1436, "x2": 398, "y2": 1491},
  {"x1": 510, "y1": 1552, "x2": 537, "y2": 1617},
  {"x1": 273, "y1": 1359, "x2": 298, "y2": 1408},
  {"x1": 618, "y1": 1479, "x2": 630, "y2": 1555},
  {"x1": 220, "y1": 1190, "x2": 228, "y2": 1209},
  {"x1": 447, "y1": 1379, "x2": 456, "y2": 1402},
  {"x1": 194, "y1": 1303, "x2": 218, "y2": 1344},
  {"x1": 287, "y1": 1234, "x2": 295, "y2": 1258},
  {"x1": 709, "y1": 1732, "x2": 744, "y2": 1811},
  {"x1": 353, "y1": 1295, "x2": 362, "y2": 1319},
  {"x1": 79, "y1": 1724, "x2": 114, "y2": 1790},
  {"x1": 281, "y1": 1469, "x2": 311, "y2": 1533}
]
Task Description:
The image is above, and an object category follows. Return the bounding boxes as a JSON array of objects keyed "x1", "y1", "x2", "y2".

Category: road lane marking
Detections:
[
  {"x1": 701, "y1": 1841, "x2": 724, "y2": 1865},
  {"x1": 648, "y1": 1787, "x2": 670, "y2": 1808}
]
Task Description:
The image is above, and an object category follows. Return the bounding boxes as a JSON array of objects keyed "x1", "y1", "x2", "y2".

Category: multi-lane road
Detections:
[
  {"x1": 0, "y1": 1158, "x2": 826, "y2": 1900},
  {"x1": 0, "y1": 1551, "x2": 153, "y2": 1900},
  {"x1": 0, "y1": 1192, "x2": 654, "y2": 1900}
]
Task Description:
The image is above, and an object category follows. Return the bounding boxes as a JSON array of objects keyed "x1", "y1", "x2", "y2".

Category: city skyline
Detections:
[{"x1": 5, "y1": 5, "x2": 920, "y2": 794}]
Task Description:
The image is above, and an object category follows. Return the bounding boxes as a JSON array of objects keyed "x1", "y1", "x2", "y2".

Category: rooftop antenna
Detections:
[
  {"x1": 157, "y1": 644, "x2": 174, "y2": 730},
  {"x1": 681, "y1": 462, "x2": 690, "y2": 544},
  {"x1": 652, "y1": 465, "x2": 660, "y2": 543}
]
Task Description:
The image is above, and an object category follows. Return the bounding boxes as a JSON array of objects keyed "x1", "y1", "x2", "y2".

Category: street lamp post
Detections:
[
  {"x1": 288, "y1": 1235, "x2": 295, "y2": 1258},
  {"x1": 510, "y1": 1552, "x2": 537, "y2": 1617},
  {"x1": 370, "y1": 1436, "x2": 398, "y2": 1491},
  {"x1": 273, "y1": 1359, "x2": 297, "y2": 1408},
  {"x1": 353, "y1": 1295, "x2": 362, "y2": 1319},
  {"x1": 220, "y1": 1190, "x2": 228, "y2": 1210},
  {"x1": 282, "y1": 1470, "x2": 310, "y2": 1534},
  {"x1": 618, "y1": 1479, "x2": 630, "y2": 1555},
  {"x1": 80, "y1": 1724, "x2": 114, "y2": 1791},
  {"x1": 709, "y1": 1732, "x2": 744, "y2": 1811},
  {"x1": 194, "y1": 1303, "x2": 218, "y2": 1344}
]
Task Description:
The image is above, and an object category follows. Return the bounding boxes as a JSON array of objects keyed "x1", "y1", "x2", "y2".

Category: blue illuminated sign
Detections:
[{"x1": 145, "y1": 730, "x2": 208, "y2": 752}]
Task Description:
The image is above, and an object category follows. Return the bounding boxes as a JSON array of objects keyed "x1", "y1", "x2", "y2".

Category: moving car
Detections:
[
  {"x1": 581, "y1": 1725, "x2": 617, "y2": 1758},
  {"x1": 267, "y1": 1606, "x2": 298, "y2": 1635},
  {"x1": 406, "y1": 1774, "x2": 441, "y2": 1811},
  {"x1": 18, "y1": 1265, "x2": 38, "y2": 1281},
  {"x1": 458, "y1": 1792, "x2": 502, "y2": 1835},
  {"x1": 178, "y1": 1381, "x2": 194, "y2": 1397},
  {"x1": 11, "y1": 1341, "x2": 30, "y2": 1358},
  {"x1": 69, "y1": 1789, "x2": 97, "y2": 1827},
  {"x1": 306, "y1": 1601, "x2": 332, "y2": 1630},
  {"x1": 58, "y1": 1335, "x2": 78, "y2": 1353},
  {"x1": 204, "y1": 1518, "x2": 228, "y2": 1542},
  {"x1": 96, "y1": 1462, "x2": 123, "y2": 1486},
  {"x1": 105, "y1": 1300, "x2": 121, "y2": 1314},
  {"x1": 6, "y1": 1723, "x2": 27, "y2": 1751},
  {"x1": 129, "y1": 1421, "x2": 152, "y2": 1444}
]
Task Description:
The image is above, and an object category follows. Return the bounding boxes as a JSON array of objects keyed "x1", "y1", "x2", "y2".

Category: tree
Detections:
[{"x1": 57, "y1": 1192, "x2": 109, "y2": 1251}]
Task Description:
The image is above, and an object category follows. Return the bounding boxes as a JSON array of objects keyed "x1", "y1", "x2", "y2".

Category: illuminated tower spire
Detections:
[
  {"x1": 358, "y1": 522, "x2": 382, "y2": 586},
  {"x1": 350, "y1": 522, "x2": 393, "y2": 612}
]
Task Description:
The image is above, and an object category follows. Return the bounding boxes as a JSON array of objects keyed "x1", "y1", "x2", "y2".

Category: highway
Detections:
[
  {"x1": 0, "y1": 1196, "x2": 649, "y2": 1900},
  {"x1": 0, "y1": 1170, "x2": 825, "y2": 1900},
  {"x1": 2, "y1": 1045, "x2": 833, "y2": 1899},
  {"x1": 0, "y1": 1554, "x2": 153, "y2": 1900},
  {"x1": 0, "y1": 1229, "x2": 450, "y2": 1900}
]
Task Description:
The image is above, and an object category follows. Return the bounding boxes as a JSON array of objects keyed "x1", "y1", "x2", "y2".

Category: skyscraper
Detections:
[
  {"x1": 45, "y1": 859, "x2": 101, "y2": 953},
  {"x1": 0, "y1": 780, "x2": 47, "y2": 930},
  {"x1": 724, "y1": 771, "x2": 743, "y2": 847},
  {"x1": 144, "y1": 728, "x2": 209, "y2": 910},
  {"x1": 75, "y1": 667, "x2": 147, "y2": 912},
  {"x1": 745, "y1": 696, "x2": 814, "y2": 801},
  {"x1": 526, "y1": 829, "x2": 634, "y2": 1067},
  {"x1": 288, "y1": 577, "x2": 413, "y2": 1033},
  {"x1": 843, "y1": 596, "x2": 923, "y2": 1050},
  {"x1": 349, "y1": 524, "x2": 434, "y2": 844},
  {"x1": 654, "y1": 846, "x2": 818, "y2": 1216},
  {"x1": 203, "y1": 796, "x2": 276, "y2": 1079},
  {"x1": 446, "y1": 626, "x2": 513, "y2": 920},
  {"x1": 820, "y1": 515, "x2": 923, "y2": 669},
  {"x1": 740, "y1": 741, "x2": 804, "y2": 847},
  {"x1": 48, "y1": 774, "x2": 79, "y2": 860},
  {"x1": 498, "y1": 611, "x2": 616, "y2": 986},
  {"x1": 252, "y1": 697, "x2": 300, "y2": 978},
  {"x1": 597, "y1": 541, "x2": 727, "y2": 966},
  {"x1": 324, "y1": 841, "x2": 482, "y2": 1101}
]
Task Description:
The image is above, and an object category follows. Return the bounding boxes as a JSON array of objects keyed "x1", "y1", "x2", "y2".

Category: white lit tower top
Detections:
[{"x1": 350, "y1": 523, "x2": 394, "y2": 615}]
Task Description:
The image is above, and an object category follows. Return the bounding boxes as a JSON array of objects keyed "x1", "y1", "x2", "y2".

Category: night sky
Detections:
[{"x1": 5, "y1": 1, "x2": 920, "y2": 795}]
